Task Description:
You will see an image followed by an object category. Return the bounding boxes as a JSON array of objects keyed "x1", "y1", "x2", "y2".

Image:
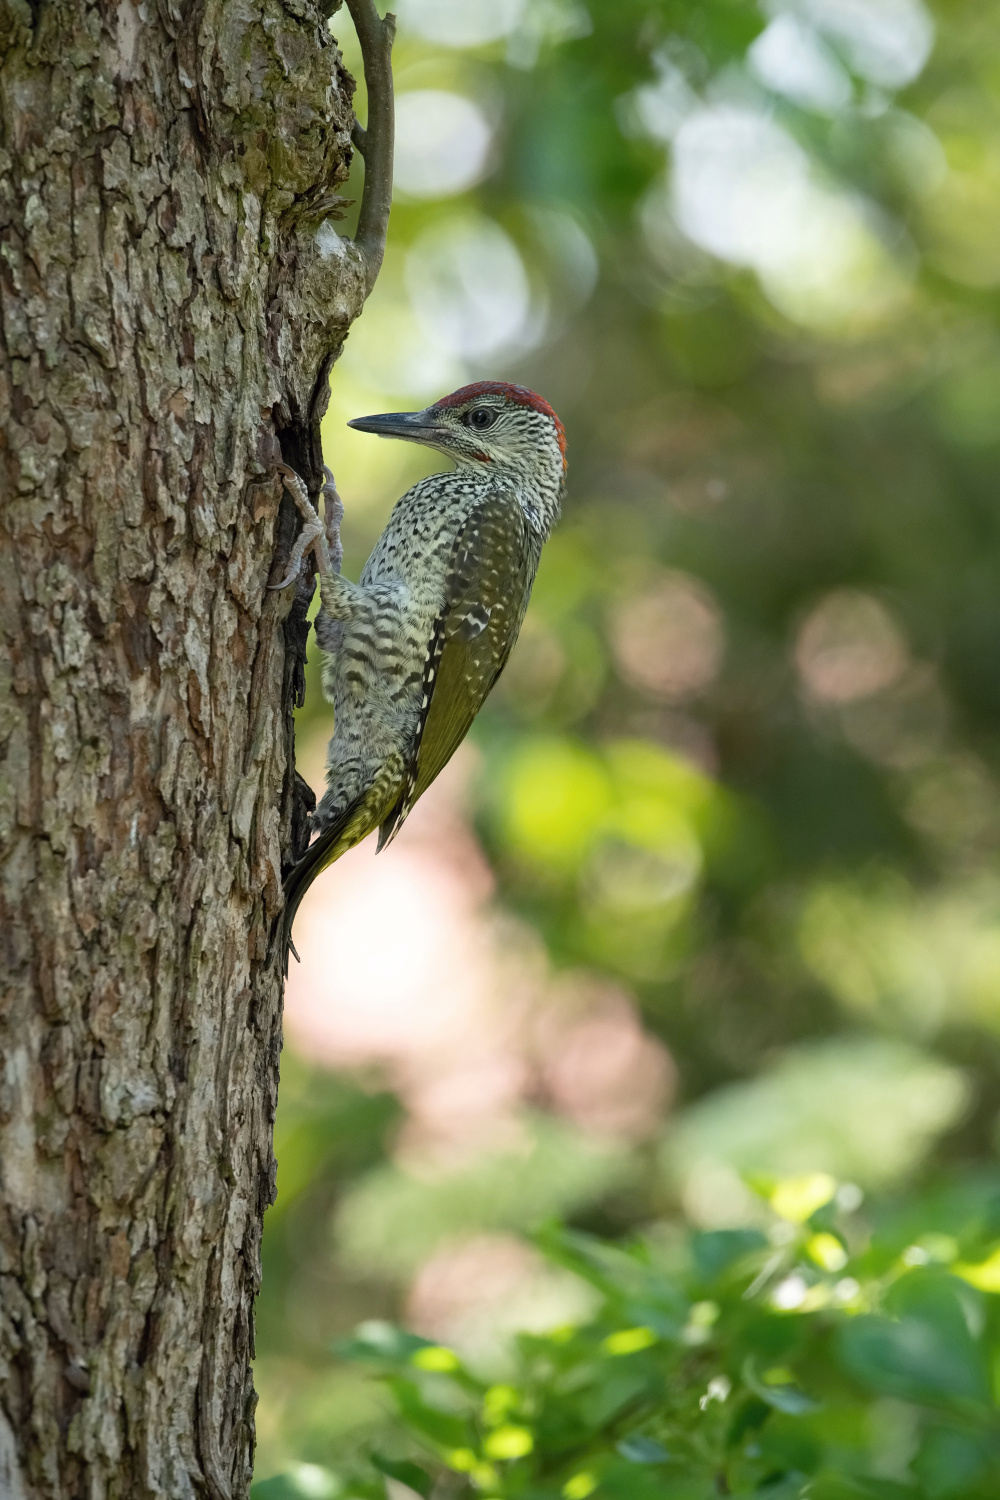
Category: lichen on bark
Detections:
[{"x1": 0, "y1": 0, "x2": 386, "y2": 1493}]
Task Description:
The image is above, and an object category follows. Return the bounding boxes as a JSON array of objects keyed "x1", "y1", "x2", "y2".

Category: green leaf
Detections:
[
  {"x1": 913, "y1": 1424, "x2": 990, "y2": 1495},
  {"x1": 837, "y1": 1275, "x2": 991, "y2": 1406},
  {"x1": 692, "y1": 1229, "x2": 769, "y2": 1282},
  {"x1": 387, "y1": 1379, "x2": 471, "y2": 1449},
  {"x1": 743, "y1": 1359, "x2": 819, "y2": 1415},
  {"x1": 616, "y1": 1436, "x2": 670, "y2": 1464},
  {"x1": 579, "y1": 1365, "x2": 655, "y2": 1428},
  {"x1": 807, "y1": 1478, "x2": 913, "y2": 1500},
  {"x1": 336, "y1": 1321, "x2": 433, "y2": 1366},
  {"x1": 250, "y1": 1471, "x2": 341, "y2": 1500},
  {"x1": 622, "y1": 1297, "x2": 688, "y2": 1341},
  {"x1": 371, "y1": 1454, "x2": 433, "y2": 1498},
  {"x1": 536, "y1": 1224, "x2": 644, "y2": 1295},
  {"x1": 726, "y1": 1396, "x2": 771, "y2": 1447},
  {"x1": 749, "y1": 1476, "x2": 812, "y2": 1500},
  {"x1": 251, "y1": 1482, "x2": 308, "y2": 1500}
]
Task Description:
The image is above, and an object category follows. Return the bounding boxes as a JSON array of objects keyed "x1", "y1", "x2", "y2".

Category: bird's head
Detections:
[{"x1": 348, "y1": 381, "x2": 567, "y2": 489}]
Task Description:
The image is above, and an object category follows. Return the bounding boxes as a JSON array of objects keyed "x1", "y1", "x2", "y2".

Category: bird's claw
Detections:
[
  {"x1": 269, "y1": 463, "x2": 331, "y2": 590},
  {"x1": 269, "y1": 564, "x2": 304, "y2": 592}
]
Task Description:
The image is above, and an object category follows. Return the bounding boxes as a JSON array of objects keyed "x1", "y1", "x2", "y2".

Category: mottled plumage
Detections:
[{"x1": 276, "y1": 382, "x2": 566, "y2": 957}]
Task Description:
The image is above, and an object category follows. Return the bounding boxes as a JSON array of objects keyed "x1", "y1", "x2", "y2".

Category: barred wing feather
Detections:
[{"x1": 378, "y1": 492, "x2": 539, "y2": 848}]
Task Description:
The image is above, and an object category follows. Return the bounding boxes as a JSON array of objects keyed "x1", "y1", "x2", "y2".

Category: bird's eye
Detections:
[{"x1": 465, "y1": 407, "x2": 498, "y2": 431}]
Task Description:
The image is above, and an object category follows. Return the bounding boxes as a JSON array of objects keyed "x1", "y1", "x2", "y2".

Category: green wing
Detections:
[{"x1": 378, "y1": 491, "x2": 539, "y2": 848}]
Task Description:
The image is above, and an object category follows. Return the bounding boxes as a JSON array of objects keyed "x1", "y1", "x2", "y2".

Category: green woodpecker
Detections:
[{"x1": 274, "y1": 381, "x2": 566, "y2": 957}]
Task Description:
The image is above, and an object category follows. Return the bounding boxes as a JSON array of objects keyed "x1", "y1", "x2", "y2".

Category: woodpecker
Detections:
[{"x1": 273, "y1": 381, "x2": 567, "y2": 956}]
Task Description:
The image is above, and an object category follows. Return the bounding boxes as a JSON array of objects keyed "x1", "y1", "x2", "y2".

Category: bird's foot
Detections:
[
  {"x1": 269, "y1": 463, "x2": 337, "y2": 591},
  {"x1": 321, "y1": 465, "x2": 344, "y2": 578}
]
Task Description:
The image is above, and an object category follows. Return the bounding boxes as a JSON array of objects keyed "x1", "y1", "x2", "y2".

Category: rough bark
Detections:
[{"x1": 0, "y1": 0, "x2": 385, "y2": 1494}]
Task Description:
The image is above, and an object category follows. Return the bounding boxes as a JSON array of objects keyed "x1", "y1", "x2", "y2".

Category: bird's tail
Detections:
[
  {"x1": 280, "y1": 803, "x2": 362, "y2": 972},
  {"x1": 280, "y1": 759, "x2": 406, "y2": 970}
]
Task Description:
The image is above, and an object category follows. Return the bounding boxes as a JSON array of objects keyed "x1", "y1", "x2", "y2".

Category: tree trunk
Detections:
[{"x1": 0, "y1": 1, "x2": 390, "y2": 1493}]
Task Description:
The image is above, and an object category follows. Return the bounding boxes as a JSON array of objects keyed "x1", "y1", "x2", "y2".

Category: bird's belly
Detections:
[{"x1": 323, "y1": 608, "x2": 427, "y2": 738}]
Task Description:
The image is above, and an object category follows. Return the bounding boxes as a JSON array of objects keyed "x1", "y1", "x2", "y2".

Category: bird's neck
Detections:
[
  {"x1": 523, "y1": 464, "x2": 563, "y2": 540},
  {"x1": 473, "y1": 453, "x2": 563, "y2": 539}
]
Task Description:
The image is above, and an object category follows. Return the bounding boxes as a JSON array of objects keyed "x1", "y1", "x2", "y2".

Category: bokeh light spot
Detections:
[
  {"x1": 808, "y1": 1231, "x2": 849, "y2": 1271},
  {"x1": 749, "y1": 15, "x2": 851, "y2": 114},
  {"x1": 393, "y1": 91, "x2": 493, "y2": 199},
  {"x1": 602, "y1": 1326, "x2": 657, "y2": 1355},
  {"x1": 611, "y1": 570, "x2": 725, "y2": 702},
  {"x1": 800, "y1": 0, "x2": 934, "y2": 89},
  {"x1": 795, "y1": 590, "x2": 909, "y2": 703},
  {"x1": 395, "y1": 0, "x2": 527, "y2": 48},
  {"x1": 500, "y1": 739, "x2": 612, "y2": 870},
  {"x1": 670, "y1": 105, "x2": 912, "y2": 328},
  {"x1": 771, "y1": 1173, "x2": 837, "y2": 1222},
  {"x1": 406, "y1": 214, "x2": 535, "y2": 359},
  {"x1": 483, "y1": 1425, "x2": 534, "y2": 1459}
]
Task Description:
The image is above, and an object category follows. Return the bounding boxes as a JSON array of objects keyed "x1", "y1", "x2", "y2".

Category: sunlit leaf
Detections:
[
  {"x1": 602, "y1": 1327, "x2": 658, "y2": 1356},
  {"x1": 771, "y1": 1173, "x2": 837, "y2": 1223},
  {"x1": 483, "y1": 1424, "x2": 534, "y2": 1459},
  {"x1": 409, "y1": 1345, "x2": 461, "y2": 1373}
]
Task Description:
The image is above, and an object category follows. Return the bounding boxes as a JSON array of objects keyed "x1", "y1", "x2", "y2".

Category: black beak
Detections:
[{"x1": 347, "y1": 408, "x2": 446, "y2": 445}]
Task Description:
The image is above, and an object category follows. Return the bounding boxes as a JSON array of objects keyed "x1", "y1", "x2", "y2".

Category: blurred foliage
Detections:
[
  {"x1": 259, "y1": 1170, "x2": 1000, "y2": 1499},
  {"x1": 255, "y1": 0, "x2": 1000, "y2": 1492}
]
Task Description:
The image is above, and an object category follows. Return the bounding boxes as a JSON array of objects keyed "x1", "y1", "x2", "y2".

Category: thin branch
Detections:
[{"x1": 344, "y1": 0, "x2": 396, "y2": 296}]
